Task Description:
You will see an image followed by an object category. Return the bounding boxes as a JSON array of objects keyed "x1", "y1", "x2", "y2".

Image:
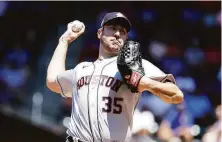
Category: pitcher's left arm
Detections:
[{"x1": 138, "y1": 74, "x2": 184, "y2": 104}]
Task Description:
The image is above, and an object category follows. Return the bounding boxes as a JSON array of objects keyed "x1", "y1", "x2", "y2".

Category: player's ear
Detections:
[
  {"x1": 97, "y1": 28, "x2": 102, "y2": 39},
  {"x1": 123, "y1": 35, "x2": 128, "y2": 42},
  {"x1": 126, "y1": 35, "x2": 128, "y2": 40}
]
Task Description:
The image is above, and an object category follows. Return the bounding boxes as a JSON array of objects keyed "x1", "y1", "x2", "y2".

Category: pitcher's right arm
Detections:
[{"x1": 46, "y1": 20, "x2": 85, "y2": 97}]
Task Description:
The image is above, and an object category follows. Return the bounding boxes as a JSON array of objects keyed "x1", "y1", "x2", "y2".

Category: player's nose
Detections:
[{"x1": 114, "y1": 30, "x2": 121, "y2": 39}]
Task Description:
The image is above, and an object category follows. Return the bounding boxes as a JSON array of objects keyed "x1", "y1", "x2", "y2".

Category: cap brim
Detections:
[{"x1": 103, "y1": 17, "x2": 131, "y2": 32}]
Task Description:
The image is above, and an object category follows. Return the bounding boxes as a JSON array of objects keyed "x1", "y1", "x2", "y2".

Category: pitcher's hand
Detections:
[{"x1": 59, "y1": 20, "x2": 85, "y2": 44}]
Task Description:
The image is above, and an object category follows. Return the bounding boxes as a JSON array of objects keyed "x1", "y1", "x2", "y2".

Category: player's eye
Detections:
[
  {"x1": 119, "y1": 29, "x2": 126, "y2": 35},
  {"x1": 107, "y1": 25, "x2": 127, "y2": 36},
  {"x1": 109, "y1": 25, "x2": 117, "y2": 31}
]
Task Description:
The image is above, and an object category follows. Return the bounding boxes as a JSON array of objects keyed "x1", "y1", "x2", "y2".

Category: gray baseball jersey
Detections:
[{"x1": 57, "y1": 56, "x2": 165, "y2": 142}]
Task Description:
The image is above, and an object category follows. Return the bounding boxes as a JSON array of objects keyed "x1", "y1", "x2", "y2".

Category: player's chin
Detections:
[{"x1": 108, "y1": 46, "x2": 121, "y2": 54}]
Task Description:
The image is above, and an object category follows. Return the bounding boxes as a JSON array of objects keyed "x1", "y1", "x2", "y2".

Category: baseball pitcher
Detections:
[{"x1": 46, "y1": 12, "x2": 184, "y2": 142}]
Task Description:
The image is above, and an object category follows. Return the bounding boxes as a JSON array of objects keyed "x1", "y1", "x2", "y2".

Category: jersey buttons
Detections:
[{"x1": 90, "y1": 84, "x2": 96, "y2": 89}]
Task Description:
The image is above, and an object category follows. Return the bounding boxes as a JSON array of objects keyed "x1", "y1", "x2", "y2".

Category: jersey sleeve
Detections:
[
  {"x1": 142, "y1": 59, "x2": 165, "y2": 77},
  {"x1": 56, "y1": 69, "x2": 76, "y2": 97},
  {"x1": 142, "y1": 59, "x2": 176, "y2": 84}
]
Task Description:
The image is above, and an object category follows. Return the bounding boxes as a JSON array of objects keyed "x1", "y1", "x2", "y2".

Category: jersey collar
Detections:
[{"x1": 95, "y1": 56, "x2": 117, "y2": 63}]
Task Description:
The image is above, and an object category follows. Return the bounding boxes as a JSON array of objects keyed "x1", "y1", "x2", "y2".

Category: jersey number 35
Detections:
[{"x1": 102, "y1": 97, "x2": 123, "y2": 114}]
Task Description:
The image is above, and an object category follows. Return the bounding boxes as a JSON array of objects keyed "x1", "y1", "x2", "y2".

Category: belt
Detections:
[{"x1": 66, "y1": 136, "x2": 83, "y2": 142}]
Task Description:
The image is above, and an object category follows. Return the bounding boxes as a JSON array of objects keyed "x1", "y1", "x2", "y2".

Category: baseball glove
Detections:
[{"x1": 117, "y1": 40, "x2": 145, "y2": 93}]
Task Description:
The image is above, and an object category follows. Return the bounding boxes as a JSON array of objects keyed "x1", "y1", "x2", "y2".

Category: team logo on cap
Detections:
[{"x1": 116, "y1": 12, "x2": 124, "y2": 17}]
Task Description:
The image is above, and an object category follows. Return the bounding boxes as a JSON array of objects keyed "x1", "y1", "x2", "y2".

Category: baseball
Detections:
[{"x1": 72, "y1": 20, "x2": 84, "y2": 32}]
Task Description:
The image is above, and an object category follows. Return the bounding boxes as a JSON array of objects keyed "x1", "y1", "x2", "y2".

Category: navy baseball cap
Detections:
[{"x1": 101, "y1": 12, "x2": 131, "y2": 32}]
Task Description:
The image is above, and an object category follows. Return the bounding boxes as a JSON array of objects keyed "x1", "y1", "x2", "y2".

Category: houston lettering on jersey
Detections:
[{"x1": 77, "y1": 75, "x2": 123, "y2": 92}]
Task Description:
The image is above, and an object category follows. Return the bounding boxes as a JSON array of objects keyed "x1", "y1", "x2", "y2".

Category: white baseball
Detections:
[{"x1": 72, "y1": 20, "x2": 83, "y2": 32}]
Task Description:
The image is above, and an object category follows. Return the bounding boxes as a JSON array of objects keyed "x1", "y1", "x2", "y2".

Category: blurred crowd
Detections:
[{"x1": 0, "y1": 1, "x2": 221, "y2": 142}]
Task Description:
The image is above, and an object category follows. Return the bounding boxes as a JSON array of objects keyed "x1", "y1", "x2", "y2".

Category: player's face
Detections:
[{"x1": 98, "y1": 24, "x2": 128, "y2": 55}]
